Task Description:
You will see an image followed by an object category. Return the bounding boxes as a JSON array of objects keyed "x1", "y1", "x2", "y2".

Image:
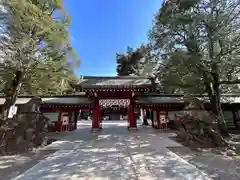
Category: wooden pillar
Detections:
[
  {"x1": 74, "y1": 110, "x2": 78, "y2": 130},
  {"x1": 132, "y1": 105, "x2": 137, "y2": 128},
  {"x1": 151, "y1": 109, "x2": 154, "y2": 127},
  {"x1": 92, "y1": 99, "x2": 100, "y2": 131},
  {"x1": 68, "y1": 111, "x2": 72, "y2": 131},
  {"x1": 128, "y1": 101, "x2": 137, "y2": 130},
  {"x1": 156, "y1": 108, "x2": 160, "y2": 129},
  {"x1": 127, "y1": 105, "x2": 131, "y2": 128},
  {"x1": 128, "y1": 105, "x2": 133, "y2": 128},
  {"x1": 56, "y1": 110, "x2": 62, "y2": 132}
]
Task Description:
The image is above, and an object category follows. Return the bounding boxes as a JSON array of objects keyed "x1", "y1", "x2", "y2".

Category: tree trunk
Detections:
[
  {"x1": 0, "y1": 71, "x2": 23, "y2": 125},
  {"x1": 203, "y1": 72, "x2": 228, "y2": 137},
  {"x1": 209, "y1": 83, "x2": 229, "y2": 137}
]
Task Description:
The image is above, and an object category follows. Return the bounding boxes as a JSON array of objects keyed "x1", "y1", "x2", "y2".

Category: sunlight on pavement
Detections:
[{"x1": 14, "y1": 121, "x2": 211, "y2": 180}]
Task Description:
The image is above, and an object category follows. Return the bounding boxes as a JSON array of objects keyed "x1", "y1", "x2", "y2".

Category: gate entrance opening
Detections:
[{"x1": 99, "y1": 99, "x2": 130, "y2": 129}]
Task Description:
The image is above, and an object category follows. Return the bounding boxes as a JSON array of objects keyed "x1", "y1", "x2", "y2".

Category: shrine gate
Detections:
[
  {"x1": 41, "y1": 76, "x2": 240, "y2": 131},
  {"x1": 2, "y1": 76, "x2": 239, "y2": 132},
  {"x1": 72, "y1": 76, "x2": 155, "y2": 131}
]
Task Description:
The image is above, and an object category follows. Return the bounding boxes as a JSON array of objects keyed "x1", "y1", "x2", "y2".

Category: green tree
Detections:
[
  {"x1": 0, "y1": 0, "x2": 80, "y2": 121},
  {"x1": 23, "y1": 67, "x2": 79, "y2": 95},
  {"x1": 116, "y1": 44, "x2": 152, "y2": 76},
  {"x1": 149, "y1": 0, "x2": 240, "y2": 135}
]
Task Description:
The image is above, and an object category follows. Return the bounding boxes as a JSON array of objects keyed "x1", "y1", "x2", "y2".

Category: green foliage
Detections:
[
  {"x1": 116, "y1": 44, "x2": 151, "y2": 76},
  {"x1": 149, "y1": 0, "x2": 240, "y2": 94},
  {"x1": 0, "y1": 0, "x2": 80, "y2": 95},
  {"x1": 160, "y1": 51, "x2": 205, "y2": 93},
  {"x1": 149, "y1": 0, "x2": 240, "y2": 134}
]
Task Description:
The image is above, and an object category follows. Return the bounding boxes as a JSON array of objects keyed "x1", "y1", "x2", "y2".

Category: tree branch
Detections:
[{"x1": 219, "y1": 79, "x2": 240, "y2": 84}]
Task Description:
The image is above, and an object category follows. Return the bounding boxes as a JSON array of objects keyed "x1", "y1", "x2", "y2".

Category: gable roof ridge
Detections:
[{"x1": 81, "y1": 76, "x2": 150, "y2": 79}]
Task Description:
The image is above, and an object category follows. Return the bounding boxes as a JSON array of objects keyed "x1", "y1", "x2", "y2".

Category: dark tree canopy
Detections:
[
  {"x1": 116, "y1": 44, "x2": 151, "y2": 76},
  {"x1": 148, "y1": 0, "x2": 240, "y2": 135}
]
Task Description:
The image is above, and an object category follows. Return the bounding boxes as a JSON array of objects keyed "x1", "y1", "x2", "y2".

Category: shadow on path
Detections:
[{"x1": 14, "y1": 121, "x2": 211, "y2": 180}]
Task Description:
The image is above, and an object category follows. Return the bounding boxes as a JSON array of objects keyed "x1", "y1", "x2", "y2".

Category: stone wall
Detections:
[{"x1": 0, "y1": 97, "x2": 49, "y2": 155}]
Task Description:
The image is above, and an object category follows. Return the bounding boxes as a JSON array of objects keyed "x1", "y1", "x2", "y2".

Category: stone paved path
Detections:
[
  {"x1": 14, "y1": 121, "x2": 211, "y2": 180},
  {"x1": 169, "y1": 146, "x2": 240, "y2": 180}
]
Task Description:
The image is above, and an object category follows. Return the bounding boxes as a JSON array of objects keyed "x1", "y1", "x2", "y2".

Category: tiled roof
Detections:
[
  {"x1": 1, "y1": 93, "x2": 240, "y2": 106},
  {"x1": 136, "y1": 94, "x2": 240, "y2": 104},
  {"x1": 136, "y1": 96, "x2": 185, "y2": 104},
  {"x1": 0, "y1": 96, "x2": 93, "y2": 105},
  {"x1": 41, "y1": 97, "x2": 93, "y2": 105},
  {"x1": 73, "y1": 76, "x2": 153, "y2": 89}
]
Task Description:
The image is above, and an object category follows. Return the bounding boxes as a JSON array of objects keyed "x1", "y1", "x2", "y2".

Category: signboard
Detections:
[
  {"x1": 8, "y1": 105, "x2": 18, "y2": 118},
  {"x1": 99, "y1": 99, "x2": 130, "y2": 107},
  {"x1": 62, "y1": 116, "x2": 69, "y2": 125},
  {"x1": 160, "y1": 115, "x2": 166, "y2": 123}
]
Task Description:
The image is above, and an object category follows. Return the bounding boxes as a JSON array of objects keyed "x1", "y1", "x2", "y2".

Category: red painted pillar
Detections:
[
  {"x1": 132, "y1": 105, "x2": 137, "y2": 128},
  {"x1": 92, "y1": 100, "x2": 100, "y2": 131},
  {"x1": 56, "y1": 110, "x2": 62, "y2": 132},
  {"x1": 151, "y1": 109, "x2": 154, "y2": 127},
  {"x1": 128, "y1": 105, "x2": 132, "y2": 129},
  {"x1": 128, "y1": 103, "x2": 137, "y2": 130}
]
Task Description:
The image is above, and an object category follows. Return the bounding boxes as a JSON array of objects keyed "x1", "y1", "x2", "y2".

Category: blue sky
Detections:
[{"x1": 64, "y1": 0, "x2": 162, "y2": 76}]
